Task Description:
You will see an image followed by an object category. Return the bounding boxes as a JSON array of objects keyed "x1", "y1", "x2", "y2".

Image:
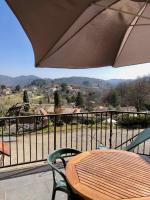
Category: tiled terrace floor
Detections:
[{"x1": 0, "y1": 164, "x2": 67, "y2": 200}]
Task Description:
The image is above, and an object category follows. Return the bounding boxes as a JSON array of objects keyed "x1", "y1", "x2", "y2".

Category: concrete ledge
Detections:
[{"x1": 0, "y1": 162, "x2": 64, "y2": 181}]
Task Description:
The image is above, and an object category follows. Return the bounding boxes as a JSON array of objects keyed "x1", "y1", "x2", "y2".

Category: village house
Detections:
[
  {"x1": 120, "y1": 106, "x2": 137, "y2": 112},
  {"x1": 2, "y1": 87, "x2": 12, "y2": 95}
]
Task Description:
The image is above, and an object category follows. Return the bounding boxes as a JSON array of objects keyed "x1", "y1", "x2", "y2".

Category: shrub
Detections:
[
  {"x1": 117, "y1": 114, "x2": 150, "y2": 129},
  {"x1": 50, "y1": 116, "x2": 64, "y2": 127},
  {"x1": 61, "y1": 115, "x2": 74, "y2": 124}
]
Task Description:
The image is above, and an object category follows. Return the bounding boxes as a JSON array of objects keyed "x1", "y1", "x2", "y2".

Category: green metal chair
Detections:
[
  {"x1": 47, "y1": 148, "x2": 82, "y2": 200},
  {"x1": 97, "y1": 128, "x2": 150, "y2": 151}
]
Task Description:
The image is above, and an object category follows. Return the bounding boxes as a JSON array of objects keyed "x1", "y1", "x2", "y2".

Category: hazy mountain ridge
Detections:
[
  {"x1": 54, "y1": 77, "x2": 108, "y2": 86},
  {"x1": 106, "y1": 79, "x2": 132, "y2": 86},
  {"x1": 0, "y1": 75, "x2": 129, "y2": 87},
  {"x1": 0, "y1": 75, "x2": 40, "y2": 87}
]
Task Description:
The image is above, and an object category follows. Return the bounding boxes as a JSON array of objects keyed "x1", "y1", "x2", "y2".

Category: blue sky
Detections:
[{"x1": 0, "y1": 1, "x2": 150, "y2": 80}]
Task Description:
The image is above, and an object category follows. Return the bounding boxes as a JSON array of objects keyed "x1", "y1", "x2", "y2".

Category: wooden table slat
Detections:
[
  {"x1": 66, "y1": 150, "x2": 150, "y2": 200},
  {"x1": 78, "y1": 154, "x2": 150, "y2": 173},
  {"x1": 78, "y1": 170, "x2": 150, "y2": 197},
  {"x1": 77, "y1": 163, "x2": 150, "y2": 187},
  {"x1": 79, "y1": 177, "x2": 135, "y2": 199}
]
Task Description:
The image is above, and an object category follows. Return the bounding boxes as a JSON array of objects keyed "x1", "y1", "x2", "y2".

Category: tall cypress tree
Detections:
[
  {"x1": 23, "y1": 90, "x2": 29, "y2": 111},
  {"x1": 75, "y1": 92, "x2": 83, "y2": 107},
  {"x1": 54, "y1": 91, "x2": 61, "y2": 108}
]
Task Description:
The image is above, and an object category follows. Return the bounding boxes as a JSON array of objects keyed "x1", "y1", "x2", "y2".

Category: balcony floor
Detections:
[
  {"x1": 0, "y1": 155, "x2": 150, "y2": 200},
  {"x1": 0, "y1": 164, "x2": 67, "y2": 200}
]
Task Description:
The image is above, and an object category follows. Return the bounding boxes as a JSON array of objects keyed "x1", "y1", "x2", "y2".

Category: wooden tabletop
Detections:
[{"x1": 66, "y1": 150, "x2": 150, "y2": 200}]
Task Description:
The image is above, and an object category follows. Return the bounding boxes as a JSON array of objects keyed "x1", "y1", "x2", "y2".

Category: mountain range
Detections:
[
  {"x1": 0, "y1": 75, "x2": 130, "y2": 87},
  {"x1": 0, "y1": 75, "x2": 39, "y2": 87}
]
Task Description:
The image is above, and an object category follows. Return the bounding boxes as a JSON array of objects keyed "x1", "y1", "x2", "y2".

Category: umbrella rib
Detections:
[
  {"x1": 113, "y1": 1, "x2": 149, "y2": 64},
  {"x1": 36, "y1": 0, "x2": 121, "y2": 66},
  {"x1": 38, "y1": 0, "x2": 150, "y2": 65},
  {"x1": 131, "y1": 23, "x2": 150, "y2": 26},
  {"x1": 95, "y1": 2, "x2": 150, "y2": 21}
]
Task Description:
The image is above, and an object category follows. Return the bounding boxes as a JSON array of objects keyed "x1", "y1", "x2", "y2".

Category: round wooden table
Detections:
[{"x1": 66, "y1": 150, "x2": 150, "y2": 200}]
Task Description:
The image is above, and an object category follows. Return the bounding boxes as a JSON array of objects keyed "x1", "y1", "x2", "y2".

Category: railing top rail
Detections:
[
  {"x1": 108, "y1": 110, "x2": 150, "y2": 115},
  {"x1": 0, "y1": 111, "x2": 108, "y2": 120},
  {"x1": 0, "y1": 110, "x2": 149, "y2": 120}
]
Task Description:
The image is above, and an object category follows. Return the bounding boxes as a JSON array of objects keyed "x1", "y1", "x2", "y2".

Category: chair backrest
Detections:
[
  {"x1": 48, "y1": 148, "x2": 81, "y2": 168},
  {"x1": 47, "y1": 148, "x2": 81, "y2": 187},
  {"x1": 124, "y1": 128, "x2": 150, "y2": 151}
]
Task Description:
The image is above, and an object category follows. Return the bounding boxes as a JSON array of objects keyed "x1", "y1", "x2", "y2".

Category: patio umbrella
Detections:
[{"x1": 6, "y1": 0, "x2": 150, "y2": 68}]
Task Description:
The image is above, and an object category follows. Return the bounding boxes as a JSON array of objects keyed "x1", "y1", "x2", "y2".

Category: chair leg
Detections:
[
  {"x1": 67, "y1": 196, "x2": 70, "y2": 200},
  {"x1": 68, "y1": 193, "x2": 81, "y2": 200},
  {"x1": 67, "y1": 195, "x2": 72, "y2": 200},
  {"x1": 69, "y1": 193, "x2": 84, "y2": 200},
  {"x1": 68, "y1": 192, "x2": 74, "y2": 200},
  {"x1": 51, "y1": 188, "x2": 56, "y2": 200}
]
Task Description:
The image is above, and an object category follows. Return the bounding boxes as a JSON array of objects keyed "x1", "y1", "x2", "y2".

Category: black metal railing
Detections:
[{"x1": 0, "y1": 111, "x2": 150, "y2": 168}]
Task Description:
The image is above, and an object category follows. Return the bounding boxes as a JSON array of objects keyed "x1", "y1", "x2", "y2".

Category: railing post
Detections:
[
  {"x1": 109, "y1": 111, "x2": 113, "y2": 149},
  {"x1": 54, "y1": 115, "x2": 57, "y2": 150}
]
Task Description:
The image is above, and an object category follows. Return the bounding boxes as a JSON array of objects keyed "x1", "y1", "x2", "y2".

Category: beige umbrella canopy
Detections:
[{"x1": 6, "y1": 0, "x2": 150, "y2": 68}]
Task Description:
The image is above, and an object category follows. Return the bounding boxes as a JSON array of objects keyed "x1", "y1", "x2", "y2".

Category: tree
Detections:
[
  {"x1": 54, "y1": 91, "x2": 61, "y2": 108},
  {"x1": 126, "y1": 78, "x2": 149, "y2": 111},
  {"x1": 83, "y1": 81, "x2": 90, "y2": 86},
  {"x1": 61, "y1": 83, "x2": 67, "y2": 92},
  {"x1": 39, "y1": 100, "x2": 42, "y2": 105},
  {"x1": 111, "y1": 90, "x2": 120, "y2": 107},
  {"x1": 15, "y1": 85, "x2": 20, "y2": 92},
  {"x1": 31, "y1": 79, "x2": 46, "y2": 87},
  {"x1": 75, "y1": 92, "x2": 84, "y2": 107},
  {"x1": 23, "y1": 90, "x2": 29, "y2": 111},
  {"x1": 104, "y1": 89, "x2": 120, "y2": 108},
  {"x1": 47, "y1": 95, "x2": 50, "y2": 103},
  {"x1": 116, "y1": 83, "x2": 127, "y2": 106},
  {"x1": 71, "y1": 95, "x2": 76, "y2": 102},
  {"x1": 23, "y1": 90, "x2": 29, "y2": 103},
  {"x1": 66, "y1": 96, "x2": 71, "y2": 103},
  {"x1": 54, "y1": 91, "x2": 62, "y2": 114},
  {"x1": 1, "y1": 85, "x2": 6, "y2": 90},
  {"x1": 105, "y1": 76, "x2": 150, "y2": 111}
]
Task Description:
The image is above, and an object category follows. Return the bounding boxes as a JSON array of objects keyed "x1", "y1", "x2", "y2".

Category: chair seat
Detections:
[
  {"x1": 55, "y1": 180, "x2": 68, "y2": 193},
  {"x1": 97, "y1": 143, "x2": 109, "y2": 150},
  {"x1": 56, "y1": 180, "x2": 67, "y2": 189}
]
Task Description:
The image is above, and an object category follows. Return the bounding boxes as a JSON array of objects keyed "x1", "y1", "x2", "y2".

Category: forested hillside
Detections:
[{"x1": 103, "y1": 76, "x2": 150, "y2": 111}]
